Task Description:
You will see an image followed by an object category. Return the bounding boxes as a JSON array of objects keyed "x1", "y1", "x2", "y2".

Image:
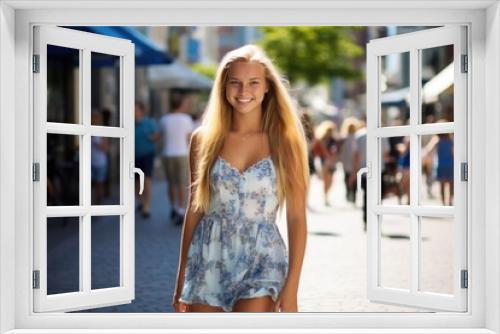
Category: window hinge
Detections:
[
  {"x1": 461, "y1": 162, "x2": 468, "y2": 182},
  {"x1": 33, "y1": 163, "x2": 40, "y2": 182},
  {"x1": 461, "y1": 54, "x2": 468, "y2": 73},
  {"x1": 461, "y1": 269, "x2": 468, "y2": 289},
  {"x1": 33, "y1": 55, "x2": 40, "y2": 73},
  {"x1": 33, "y1": 270, "x2": 40, "y2": 289}
]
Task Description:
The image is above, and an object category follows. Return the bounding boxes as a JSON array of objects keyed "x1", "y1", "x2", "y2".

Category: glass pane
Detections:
[
  {"x1": 380, "y1": 214, "x2": 411, "y2": 290},
  {"x1": 380, "y1": 52, "x2": 410, "y2": 127},
  {"x1": 47, "y1": 217, "x2": 80, "y2": 294},
  {"x1": 91, "y1": 216, "x2": 121, "y2": 290},
  {"x1": 421, "y1": 45, "x2": 454, "y2": 123},
  {"x1": 47, "y1": 45, "x2": 80, "y2": 124},
  {"x1": 420, "y1": 216, "x2": 454, "y2": 294},
  {"x1": 380, "y1": 136, "x2": 410, "y2": 205},
  {"x1": 420, "y1": 133, "x2": 454, "y2": 206},
  {"x1": 91, "y1": 52, "x2": 120, "y2": 128},
  {"x1": 47, "y1": 134, "x2": 80, "y2": 206},
  {"x1": 91, "y1": 137, "x2": 121, "y2": 205}
]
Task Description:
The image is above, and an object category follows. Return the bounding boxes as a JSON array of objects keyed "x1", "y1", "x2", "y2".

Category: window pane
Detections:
[
  {"x1": 421, "y1": 45, "x2": 454, "y2": 123},
  {"x1": 91, "y1": 216, "x2": 120, "y2": 290},
  {"x1": 380, "y1": 214, "x2": 411, "y2": 290},
  {"x1": 91, "y1": 52, "x2": 120, "y2": 128},
  {"x1": 380, "y1": 136, "x2": 410, "y2": 205},
  {"x1": 380, "y1": 52, "x2": 410, "y2": 127},
  {"x1": 420, "y1": 216, "x2": 454, "y2": 294},
  {"x1": 47, "y1": 134, "x2": 80, "y2": 206},
  {"x1": 47, "y1": 217, "x2": 80, "y2": 295},
  {"x1": 420, "y1": 133, "x2": 454, "y2": 206},
  {"x1": 47, "y1": 45, "x2": 80, "y2": 124},
  {"x1": 91, "y1": 137, "x2": 121, "y2": 205}
]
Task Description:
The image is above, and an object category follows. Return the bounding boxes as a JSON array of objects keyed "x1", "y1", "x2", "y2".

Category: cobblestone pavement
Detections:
[
  {"x1": 287, "y1": 170, "x2": 453, "y2": 312},
  {"x1": 44, "y1": 166, "x2": 455, "y2": 313}
]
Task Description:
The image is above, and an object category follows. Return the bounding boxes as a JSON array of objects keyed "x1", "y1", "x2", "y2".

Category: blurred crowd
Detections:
[{"x1": 86, "y1": 94, "x2": 454, "y2": 231}]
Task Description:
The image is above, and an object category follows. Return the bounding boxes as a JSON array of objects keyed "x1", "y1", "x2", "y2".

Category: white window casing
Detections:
[
  {"x1": 32, "y1": 26, "x2": 136, "y2": 313},
  {"x1": 0, "y1": 1, "x2": 498, "y2": 333}
]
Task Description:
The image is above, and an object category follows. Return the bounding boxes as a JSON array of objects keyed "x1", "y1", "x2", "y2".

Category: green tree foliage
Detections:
[
  {"x1": 189, "y1": 63, "x2": 218, "y2": 80},
  {"x1": 258, "y1": 26, "x2": 364, "y2": 85}
]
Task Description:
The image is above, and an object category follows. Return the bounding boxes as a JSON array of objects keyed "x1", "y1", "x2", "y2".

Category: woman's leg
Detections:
[
  {"x1": 323, "y1": 170, "x2": 332, "y2": 205},
  {"x1": 344, "y1": 172, "x2": 350, "y2": 201},
  {"x1": 449, "y1": 180, "x2": 454, "y2": 206},
  {"x1": 142, "y1": 177, "x2": 152, "y2": 213},
  {"x1": 401, "y1": 169, "x2": 410, "y2": 205},
  {"x1": 189, "y1": 303, "x2": 224, "y2": 312},
  {"x1": 440, "y1": 180, "x2": 446, "y2": 206},
  {"x1": 232, "y1": 296, "x2": 275, "y2": 312}
]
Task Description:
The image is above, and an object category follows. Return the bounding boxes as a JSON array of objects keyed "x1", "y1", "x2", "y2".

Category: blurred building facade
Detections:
[{"x1": 330, "y1": 26, "x2": 452, "y2": 126}]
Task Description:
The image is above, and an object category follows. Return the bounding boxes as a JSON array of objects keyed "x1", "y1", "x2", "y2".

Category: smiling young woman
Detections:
[{"x1": 172, "y1": 44, "x2": 309, "y2": 313}]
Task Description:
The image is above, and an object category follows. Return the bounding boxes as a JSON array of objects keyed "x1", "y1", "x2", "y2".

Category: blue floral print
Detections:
[{"x1": 179, "y1": 156, "x2": 289, "y2": 312}]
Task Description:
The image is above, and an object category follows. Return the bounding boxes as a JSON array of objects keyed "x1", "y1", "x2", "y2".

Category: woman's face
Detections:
[{"x1": 225, "y1": 61, "x2": 269, "y2": 115}]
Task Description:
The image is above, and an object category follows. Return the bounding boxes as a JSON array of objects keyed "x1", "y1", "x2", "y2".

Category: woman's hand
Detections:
[
  {"x1": 274, "y1": 283, "x2": 298, "y2": 312},
  {"x1": 172, "y1": 292, "x2": 190, "y2": 312},
  {"x1": 173, "y1": 300, "x2": 190, "y2": 312}
]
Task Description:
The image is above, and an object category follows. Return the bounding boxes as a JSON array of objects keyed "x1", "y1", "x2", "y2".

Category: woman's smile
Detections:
[
  {"x1": 225, "y1": 61, "x2": 268, "y2": 113},
  {"x1": 236, "y1": 97, "x2": 254, "y2": 104}
]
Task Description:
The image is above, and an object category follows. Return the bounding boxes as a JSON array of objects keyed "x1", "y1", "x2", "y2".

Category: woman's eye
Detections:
[{"x1": 250, "y1": 81, "x2": 259, "y2": 85}]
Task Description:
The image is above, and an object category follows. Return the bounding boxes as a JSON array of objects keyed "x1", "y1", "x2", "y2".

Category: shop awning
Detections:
[
  {"x1": 422, "y1": 62, "x2": 454, "y2": 104},
  {"x1": 63, "y1": 26, "x2": 173, "y2": 66},
  {"x1": 381, "y1": 63, "x2": 454, "y2": 106},
  {"x1": 381, "y1": 87, "x2": 410, "y2": 107},
  {"x1": 147, "y1": 61, "x2": 213, "y2": 90}
]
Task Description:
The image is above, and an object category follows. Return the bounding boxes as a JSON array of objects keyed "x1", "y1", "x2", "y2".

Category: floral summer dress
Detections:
[{"x1": 179, "y1": 155, "x2": 289, "y2": 312}]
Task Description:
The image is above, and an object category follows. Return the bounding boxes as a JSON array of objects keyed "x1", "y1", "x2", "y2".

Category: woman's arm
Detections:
[
  {"x1": 422, "y1": 135, "x2": 439, "y2": 158},
  {"x1": 275, "y1": 183, "x2": 307, "y2": 312},
  {"x1": 172, "y1": 128, "x2": 205, "y2": 310}
]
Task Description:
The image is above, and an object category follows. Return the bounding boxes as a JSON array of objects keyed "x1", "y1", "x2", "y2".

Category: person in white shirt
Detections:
[{"x1": 159, "y1": 93, "x2": 195, "y2": 224}]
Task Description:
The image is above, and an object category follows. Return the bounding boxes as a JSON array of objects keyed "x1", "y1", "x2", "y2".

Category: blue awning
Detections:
[{"x1": 63, "y1": 26, "x2": 173, "y2": 66}]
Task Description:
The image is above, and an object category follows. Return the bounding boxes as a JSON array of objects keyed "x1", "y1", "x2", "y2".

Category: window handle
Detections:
[
  {"x1": 134, "y1": 168, "x2": 144, "y2": 195},
  {"x1": 357, "y1": 162, "x2": 371, "y2": 193},
  {"x1": 130, "y1": 162, "x2": 144, "y2": 195}
]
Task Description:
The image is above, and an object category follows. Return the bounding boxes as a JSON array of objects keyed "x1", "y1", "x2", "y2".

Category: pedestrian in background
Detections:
[
  {"x1": 422, "y1": 111, "x2": 437, "y2": 199},
  {"x1": 349, "y1": 120, "x2": 367, "y2": 230},
  {"x1": 90, "y1": 110, "x2": 109, "y2": 205},
  {"x1": 300, "y1": 109, "x2": 316, "y2": 210},
  {"x1": 312, "y1": 120, "x2": 340, "y2": 207},
  {"x1": 173, "y1": 44, "x2": 308, "y2": 313},
  {"x1": 422, "y1": 123, "x2": 454, "y2": 206},
  {"x1": 397, "y1": 137, "x2": 411, "y2": 205},
  {"x1": 339, "y1": 117, "x2": 359, "y2": 204},
  {"x1": 159, "y1": 92, "x2": 195, "y2": 224},
  {"x1": 134, "y1": 101, "x2": 160, "y2": 218}
]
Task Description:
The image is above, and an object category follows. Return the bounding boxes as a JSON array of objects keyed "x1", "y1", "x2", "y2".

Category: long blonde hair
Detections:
[
  {"x1": 192, "y1": 45, "x2": 309, "y2": 213},
  {"x1": 315, "y1": 120, "x2": 337, "y2": 141}
]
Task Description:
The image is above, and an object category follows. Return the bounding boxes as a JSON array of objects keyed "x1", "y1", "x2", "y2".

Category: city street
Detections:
[{"x1": 45, "y1": 164, "x2": 455, "y2": 313}]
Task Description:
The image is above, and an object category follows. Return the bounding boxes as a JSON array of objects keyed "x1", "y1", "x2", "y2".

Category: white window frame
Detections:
[
  {"x1": 0, "y1": 1, "x2": 499, "y2": 333},
  {"x1": 33, "y1": 26, "x2": 136, "y2": 313},
  {"x1": 366, "y1": 26, "x2": 468, "y2": 312}
]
